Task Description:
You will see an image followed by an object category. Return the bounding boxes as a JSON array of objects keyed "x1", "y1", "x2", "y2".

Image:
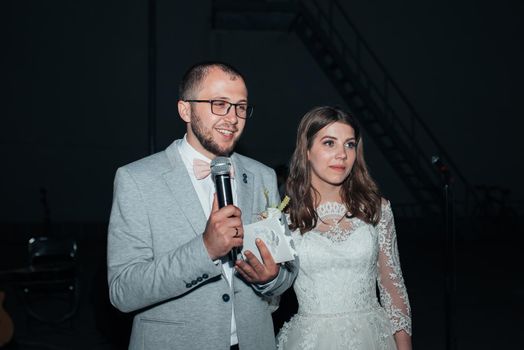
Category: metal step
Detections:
[{"x1": 212, "y1": 0, "x2": 477, "y2": 216}]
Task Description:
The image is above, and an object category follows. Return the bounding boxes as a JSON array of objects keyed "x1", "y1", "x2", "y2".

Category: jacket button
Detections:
[
  {"x1": 202, "y1": 274, "x2": 209, "y2": 279},
  {"x1": 222, "y1": 293, "x2": 230, "y2": 302},
  {"x1": 197, "y1": 277, "x2": 203, "y2": 282},
  {"x1": 186, "y1": 283, "x2": 191, "y2": 288},
  {"x1": 191, "y1": 280, "x2": 197, "y2": 286}
]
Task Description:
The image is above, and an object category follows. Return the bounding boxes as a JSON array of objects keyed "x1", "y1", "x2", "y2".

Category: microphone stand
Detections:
[{"x1": 432, "y1": 156, "x2": 457, "y2": 350}]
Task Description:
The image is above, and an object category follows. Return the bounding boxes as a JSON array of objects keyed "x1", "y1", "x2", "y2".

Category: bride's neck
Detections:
[{"x1": 313, "y1": 187, "x2": 344, "y2": 206}]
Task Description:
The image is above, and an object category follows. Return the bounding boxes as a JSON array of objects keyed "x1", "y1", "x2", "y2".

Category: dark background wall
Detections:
[
  {"x1": 3, "y1": 0, "x2": 523, "y2": 222},
  {"x1": 1, "y1": 0, "x2": 523, "y2": 349}
]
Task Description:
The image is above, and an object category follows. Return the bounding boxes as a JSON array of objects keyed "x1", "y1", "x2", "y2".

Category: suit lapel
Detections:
[
  {"x1": 232, "y1": 154, "x2": 255, "y2": 225},
  {"x1": 163, "y1": 142, "x2": 207, "y2": 236}
]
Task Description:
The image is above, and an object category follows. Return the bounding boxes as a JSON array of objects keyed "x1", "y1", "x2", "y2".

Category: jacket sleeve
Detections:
[{"x1": 107, "y1": 167, "x2": 222, "y2": 313}]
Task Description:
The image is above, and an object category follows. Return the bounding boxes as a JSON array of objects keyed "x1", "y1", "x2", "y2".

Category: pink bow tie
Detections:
[{"x1": 193, "y1": 159, "x2": 235, "y2": 180}]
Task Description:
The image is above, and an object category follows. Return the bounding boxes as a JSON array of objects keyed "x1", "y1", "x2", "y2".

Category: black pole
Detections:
[
  {"x1": 444, "y1": 182, "x2": 457, "y2": 350},
  {"x1": 432, "y1": 156, "x2": 457, "y2": 350},
  {"x1": 40, "y1": 187, "x2": 51, "y2": 237},
  {"x1": 148, "y1": 0, "x2": 157, "y2": 154}
]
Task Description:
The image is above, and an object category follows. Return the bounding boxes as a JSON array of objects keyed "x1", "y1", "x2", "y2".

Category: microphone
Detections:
[
  {"x1": 210, "y1": 157, "x2": 238, "y2": 261},
  {"x1": 431, "y1": 155, "x2": 452, "y2": 184},
  {"x1": 431, "y1": 155, "x2": 447, "y2": 172}
]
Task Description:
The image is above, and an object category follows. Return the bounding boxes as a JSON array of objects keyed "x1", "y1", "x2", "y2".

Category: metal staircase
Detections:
[{"x1": 212, "y1": 0, "x2": 477, "y2": 216}]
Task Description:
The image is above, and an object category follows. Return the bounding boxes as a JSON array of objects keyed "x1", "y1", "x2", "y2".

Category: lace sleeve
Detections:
[{"x1": 377, "y1": 200, "x2": 412, "y2": 335}]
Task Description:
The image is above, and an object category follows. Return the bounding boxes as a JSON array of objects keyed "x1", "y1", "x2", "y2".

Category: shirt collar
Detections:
[
  {"x1": 177, "y1": 134, "x2": 236, "y2": 179},
  {"x1": 177, "y1": 134, "x2": 212, "y2": 175},
  {"x1": 179, "y1": 134, "x2": 211, "y2": 161}
]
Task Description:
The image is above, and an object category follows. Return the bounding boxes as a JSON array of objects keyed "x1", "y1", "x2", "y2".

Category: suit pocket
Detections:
[{"x1": 140, "y1": 317, "x2": 186, "y2": 350}]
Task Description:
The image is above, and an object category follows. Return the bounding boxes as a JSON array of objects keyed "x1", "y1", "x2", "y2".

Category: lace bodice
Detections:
[{"x1": 289, "y1": 200, "x2": 411, "y2": 335}]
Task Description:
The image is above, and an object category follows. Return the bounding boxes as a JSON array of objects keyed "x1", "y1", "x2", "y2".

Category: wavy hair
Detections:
[{"x1": 286, "y1": 106, "x2": 382, "y2": 233}]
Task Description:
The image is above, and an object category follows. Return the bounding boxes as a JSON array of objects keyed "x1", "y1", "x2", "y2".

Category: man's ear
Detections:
[{"x1": 178, "y1": 100, "x2": 191, "y2": 123}]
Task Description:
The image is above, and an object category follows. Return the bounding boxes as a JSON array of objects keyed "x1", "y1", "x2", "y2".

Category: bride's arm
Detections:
[
  {"x1": 376, "y1": 199, "x2": 412, "y2": 348},
  {"x1": 394, "y1": 330, "x2": 412, "y2": 350}
]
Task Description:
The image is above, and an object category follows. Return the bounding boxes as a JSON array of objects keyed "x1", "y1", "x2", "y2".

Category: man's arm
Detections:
[
  {"x1": 234, "y1": 169, "x2": 299, "y2": 297},
  {"x1": 235, "y1": 236, "x2": 298, "y2": 297},
  {"x1": 107, "y1": 167, "x2": 222, "y2": 312}
]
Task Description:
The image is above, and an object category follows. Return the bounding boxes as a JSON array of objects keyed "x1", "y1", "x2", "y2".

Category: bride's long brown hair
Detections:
[{"x1": 286, "y1": 106, "x2": 382, "y2": 234}]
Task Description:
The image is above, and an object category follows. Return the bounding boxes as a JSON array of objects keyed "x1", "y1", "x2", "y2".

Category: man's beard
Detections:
[{"x1": 190, "y1": 110, "x2": 237, "y2": 157}]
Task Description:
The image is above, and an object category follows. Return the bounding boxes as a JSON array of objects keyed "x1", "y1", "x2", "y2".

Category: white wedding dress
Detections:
[{"x1": 277, "y1": 200, "x2": 411, "y2": 350}]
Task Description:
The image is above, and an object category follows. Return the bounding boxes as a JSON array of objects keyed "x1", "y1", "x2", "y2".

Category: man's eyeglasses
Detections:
[{"x1": 184, "y1": 99, "x2": 254, "y2": 119}]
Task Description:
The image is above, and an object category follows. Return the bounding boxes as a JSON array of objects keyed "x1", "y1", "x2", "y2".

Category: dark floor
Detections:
[{"x1": 0, "y1": 215, "x2": 522, "y2": 349}]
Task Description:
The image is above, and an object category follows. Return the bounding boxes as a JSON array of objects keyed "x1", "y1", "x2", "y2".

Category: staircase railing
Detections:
[
  {"x1": 298, "y1": 0, "x2": 477, "y2": 214},
  {"x1": 211, "y1": 0, "x2": 478, "y2": 216}
]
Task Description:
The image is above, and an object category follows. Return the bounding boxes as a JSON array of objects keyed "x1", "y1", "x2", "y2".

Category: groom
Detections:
[{"x1": 107, "y1": 61, "x2": 298, "y2": 350}]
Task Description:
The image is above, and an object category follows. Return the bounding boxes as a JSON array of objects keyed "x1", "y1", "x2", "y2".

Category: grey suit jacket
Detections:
[{"x1": 107, "y1": 140, "x2": 298, "y2": 350}]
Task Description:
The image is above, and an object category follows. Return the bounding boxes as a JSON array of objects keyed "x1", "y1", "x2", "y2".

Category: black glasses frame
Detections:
[{"x1": 184, "y1": 99, "x2": 254, "y2": 119}]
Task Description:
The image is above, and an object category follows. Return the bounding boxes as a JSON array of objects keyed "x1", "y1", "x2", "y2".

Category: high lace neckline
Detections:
[{"x1": 314, "y1": 202, "x2": 364, "y2": 242}]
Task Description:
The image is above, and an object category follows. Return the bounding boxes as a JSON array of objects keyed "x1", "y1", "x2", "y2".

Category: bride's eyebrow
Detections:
[{"x1": 319, "y1": 136, "x2": 356, "y2": 142}]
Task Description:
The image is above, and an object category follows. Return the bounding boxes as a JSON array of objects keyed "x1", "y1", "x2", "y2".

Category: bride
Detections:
[{"x1": 277, "y1": 106, "x2": 412, "y2": 350}]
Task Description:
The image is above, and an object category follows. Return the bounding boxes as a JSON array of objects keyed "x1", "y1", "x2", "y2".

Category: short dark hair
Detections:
[{"x1": 178, "y1": 61, "x2": 246, "y2": 100}]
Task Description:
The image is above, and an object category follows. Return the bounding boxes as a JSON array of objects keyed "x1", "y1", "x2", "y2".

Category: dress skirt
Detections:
[{"x1": 276, "y1": 307, "x2": 397, "y2": 350}]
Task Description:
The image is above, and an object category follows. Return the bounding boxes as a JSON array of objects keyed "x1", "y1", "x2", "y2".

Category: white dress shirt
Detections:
[{"x1": 176, "y1": 135, "x2": 239, "y2": 346}]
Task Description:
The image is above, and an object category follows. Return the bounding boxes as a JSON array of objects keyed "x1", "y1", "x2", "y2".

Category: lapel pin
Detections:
[{"x1": 242, "y1": 173, "x2": 248, "y2": 184}]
